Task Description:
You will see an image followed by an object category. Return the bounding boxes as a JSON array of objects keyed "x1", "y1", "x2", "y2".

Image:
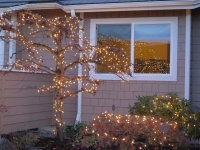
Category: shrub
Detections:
[
  {"x1": 10, "y1": 131, "x2": 38, "y2": 150},
  {"x1": 129, "y1": 92, "x2": 200, "y2": 140},
  {"x1": 64, "y1": 122, "x2": 87, "y2": 147},
  {"x1": 77, "y1": 112, "x2": 188, "y2": 150},
  {"x1": 140, "y1": 116, "x2": 189, "y2": 148}
]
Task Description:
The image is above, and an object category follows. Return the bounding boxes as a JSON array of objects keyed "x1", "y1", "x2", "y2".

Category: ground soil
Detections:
[
  {"x1": 2, "y1": 134, "x2": 199, "y2": 150},
  {"x1": 33, "y1": 138, "x2": 188, "y2": 150}
]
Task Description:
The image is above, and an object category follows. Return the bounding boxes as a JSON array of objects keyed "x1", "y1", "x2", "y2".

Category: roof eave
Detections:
[
  {"x1": 0, "y1": 3, "x2": 62, "y2": 11},
  {"x1": 0, "y1": 0, "x2": 200, "y2": 12},
  {"x1": 62, "y1": 0, "x2": 196, "y2": 13}
]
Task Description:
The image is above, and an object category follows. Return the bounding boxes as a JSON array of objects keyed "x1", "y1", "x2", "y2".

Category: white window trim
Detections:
[
  {"x1": 8, "y1": 13, "x2": 17, "y2": 69},
  {"x1": 90, "y1": 17, "x2": 178, "y2": 81},
  {"x1": 0, "y1": 13, "x2": 19, "y2": 72},
  {"x1": 0, "y1": 13, "x2": 46, "y2": 74}
]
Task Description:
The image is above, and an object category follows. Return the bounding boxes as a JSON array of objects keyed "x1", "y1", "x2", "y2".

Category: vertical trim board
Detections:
[
  {"x1": 76, "y1": 12, "x2": 84, "y2": 122},
  {"x1": 8, "y1": 14, "x2": 17, "y2": 68},
  {"x1": 0, "y1": 12, "x2": 5, "y2": 69},
  {"x1": 185, "y1": 9, "x2": 191, "y2": 100}
]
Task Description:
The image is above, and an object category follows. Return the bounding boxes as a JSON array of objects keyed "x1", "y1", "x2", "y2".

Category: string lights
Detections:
[
  {"x1": 0, "y1": 10, "x2": 132, "y2": 141},
  {"x1": 97, "y1": 36, "x2": 170, "y2": 74},
  {"x1": 79, "y1": 112, "x2": 188, "y2": 149}
]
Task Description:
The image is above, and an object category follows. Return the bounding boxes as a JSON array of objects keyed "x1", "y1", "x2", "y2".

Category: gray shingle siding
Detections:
[{"x1": 191, "y1": 8, "x2": 200, "y2": 106}]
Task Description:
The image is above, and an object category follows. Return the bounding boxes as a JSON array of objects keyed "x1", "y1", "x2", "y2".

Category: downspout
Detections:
[
  {"x1": 185, "y1": 9, "x2": 191, "y2": 100},
  {"x1": 0, "y1": 12, "x2": 4, "y2": 69},
  {"x1": 0, "y1": 11, "x2": 4, "y2": 134},
  {"x1": 70, "y1": 9, "x2": 76, "y2": 18},
  {"x1": 71, "y1": 9, "x2": 84, "y2": 122}
]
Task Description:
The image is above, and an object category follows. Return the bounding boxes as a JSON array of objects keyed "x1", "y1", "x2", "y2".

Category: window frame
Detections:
[
  {"x1": 0, "y1": 13, "x2": 46, "y2": 74},
  {"x1": 90, "y1": 17, "x2": 178, "y2": 81}
]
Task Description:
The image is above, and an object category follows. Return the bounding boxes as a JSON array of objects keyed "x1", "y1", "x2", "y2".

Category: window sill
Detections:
[
  {"x1": 89, "y1": 63, "x2": 177, "y2": 81},
  {"x1": 0, "y1": 68, "x2": 49, "y2": 74},
  {"x1": 90, "y1": 73, "x2": 177, "y2": 81}
]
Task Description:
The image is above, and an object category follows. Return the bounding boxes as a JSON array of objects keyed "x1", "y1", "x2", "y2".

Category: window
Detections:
[
  {"x1": 0, "y1": 36, "x2": 29, "y2": 71},
  {"x1": 90, "y1": 17, "x2": 178, "y2": 81},
  {"x1": 0, "y1": 14, "x2": 45, "y2": 73},
  {"x1": 96, "y1": 24, "x2": 131, "y2": 73},
  {"x1": 0, "y1": 14, "x2": 26, "y2": 72}
]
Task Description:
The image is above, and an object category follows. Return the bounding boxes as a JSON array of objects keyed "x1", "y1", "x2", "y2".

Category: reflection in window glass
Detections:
[
  {"x1": 134, "y1": 24, "x2": 170, "y2": 74},
  {"x1": 96, "y1": 24, "x2": 131, "y2": 73}
]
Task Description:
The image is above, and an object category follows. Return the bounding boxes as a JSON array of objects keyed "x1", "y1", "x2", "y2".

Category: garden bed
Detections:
[
  {"x1": 1, "y1": 93, "x2": 200, "y2": 150},
  {"x1": 1, "y1": 129, "x2": 199, "y2": 150}
]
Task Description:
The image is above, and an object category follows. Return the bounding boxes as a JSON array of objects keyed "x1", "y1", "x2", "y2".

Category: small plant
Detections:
[
  {"x1": 129, "y1": 92, "x2": 200, "y2": 140},
  {"x1": 79, "y1": 135, "x2": 98, "y2": 149},
  {"x1": 10, "y1": 131, "x2": 38, "y2": 150},
  {"x1": 63, "y1": 121, "x2": 87, "y2": 147}
]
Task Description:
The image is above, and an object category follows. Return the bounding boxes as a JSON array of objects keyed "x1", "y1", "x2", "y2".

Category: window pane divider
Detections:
[{"x1": 90, "y1": 17, "x2": 178, "y2": 81}]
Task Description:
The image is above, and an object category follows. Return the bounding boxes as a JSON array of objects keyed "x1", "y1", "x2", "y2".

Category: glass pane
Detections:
[
  {"x1": 96, "y1": 24, "x2": 131, "y2": 73},
  {"x1": 134, "y1": 24, "x2": 170, "y2": 74}
]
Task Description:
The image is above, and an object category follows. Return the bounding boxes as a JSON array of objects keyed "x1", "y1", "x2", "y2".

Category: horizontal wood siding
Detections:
[
  {"x1": 0, "y1": 9, "x2": 78, "y2": 133},
  {"x1": 0, "y1": 72, "x2": 53, "y2": 134},
  {"x1": 32, "y1": 9, "x2": 78, "y2": 126},
  {"x1": 82, "y1": 10, "x2": 186, "y2": 122}
]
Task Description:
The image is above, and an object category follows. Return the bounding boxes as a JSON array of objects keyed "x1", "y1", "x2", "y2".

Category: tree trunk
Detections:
[
  {"x1": 54, "y1": 90, "x2": 65, "y2": 144},
  {"x1": 55, "y1": 122, "x2": 64, "y2": 144}
]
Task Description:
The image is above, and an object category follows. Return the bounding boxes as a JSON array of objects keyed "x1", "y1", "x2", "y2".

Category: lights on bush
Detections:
[
  {"x1": 129, "y1": 93, "x2": 200, "y2": 140},
  {"x1": 78, "y1": 112, "x2": 188, "y2": 149}
]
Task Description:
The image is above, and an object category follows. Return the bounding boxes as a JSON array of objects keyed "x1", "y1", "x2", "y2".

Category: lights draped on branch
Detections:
[{"x1": 0, "y1": 10, "x2": 132, "y2": 143}]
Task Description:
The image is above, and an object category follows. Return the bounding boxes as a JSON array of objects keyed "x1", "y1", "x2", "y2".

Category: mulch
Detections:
[
  {"x1": 2, "y1": 134, "x2": 200, "y2": 150},
  {"x1": 34, "y1": 137, "x2": 73, "y2": 150},
  {"x1": 33, "y1": 138, "x2": 182, "y2": 150}
]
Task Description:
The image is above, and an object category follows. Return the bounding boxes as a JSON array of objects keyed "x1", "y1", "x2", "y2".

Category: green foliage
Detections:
[
  {"x1": 129, "y1": 92, "x2": 200, "y2": 140},
  {"x1": 70, "y1": 122, "x2": 97, "y2": 148},
  {"x1": 78, "y1": 134, "x2": 98, "y2": 149},
  {"x1": 63, "y1": 121, "x2": 87, "y2": 146},
  {"x1": 63, "y1": 121, "x2": 97, "y2": 148},
  {"x1": 10, "y1": 131, "x2": 38, "y2": 150}
]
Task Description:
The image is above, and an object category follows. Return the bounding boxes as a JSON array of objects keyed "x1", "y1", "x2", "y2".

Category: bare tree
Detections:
[{"x1": 0, "y1": 10, "x2": 132, "y2": 143}]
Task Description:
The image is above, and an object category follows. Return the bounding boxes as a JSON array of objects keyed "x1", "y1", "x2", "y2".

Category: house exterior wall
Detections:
[
  {"x1": 28, "y1": 9, "x2": 78, "y2": 126},
  {"x1": 191, "y1": 8, "x2": 200, "y2": 107},
  {"x1": 32, "y1": 10, "x2": 78, "y2": 126},
  {"x1": 0, "y1": 9, "x2": 78, "y2": 134},
  {"x1": 0, "y1": 72, "x2": 53, "y2": 134},
  {"x1": 82, "y1": 10, "x2": 186, "y2": 122}
]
